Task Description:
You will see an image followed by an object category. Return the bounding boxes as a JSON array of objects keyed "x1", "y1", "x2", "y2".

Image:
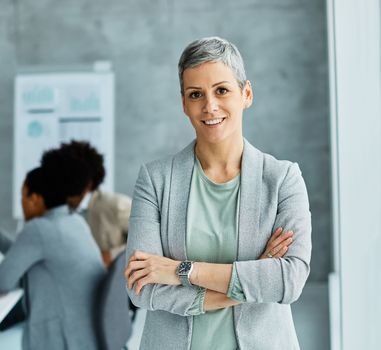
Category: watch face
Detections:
[{"x1": 178, "y1": 261, "x2": 192, "y2": 274}]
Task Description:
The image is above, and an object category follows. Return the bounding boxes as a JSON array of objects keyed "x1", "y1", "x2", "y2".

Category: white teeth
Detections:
[{"x1": 204, "y1": 118, "x2": 224, "y2": 125}]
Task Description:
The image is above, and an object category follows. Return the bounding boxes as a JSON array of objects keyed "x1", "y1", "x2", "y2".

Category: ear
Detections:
[
  {"x1": 29, "y1": 192, "x2": 41, "y2": 206},
  {"x1": 30, "y1": 193, "x2": 45, "y2": 209},
  {"x1": 27, "y1": 192, "x2": 46, "y2": 217},
  {"x1": 243, "y1": 80, "x2": 253, "y2": 109}
]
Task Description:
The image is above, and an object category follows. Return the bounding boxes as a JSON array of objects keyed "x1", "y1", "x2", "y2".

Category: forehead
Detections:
[{"x1": 182, "y1": 61, "x2": 237, "y2": 87}]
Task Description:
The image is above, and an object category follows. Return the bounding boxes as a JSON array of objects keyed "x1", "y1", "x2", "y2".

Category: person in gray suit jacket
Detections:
[
  {"x1": 41, "y1": 141, "x2": 133, "y2": 267},
  {"x1": 125, "y1": 37, "x2": 312, "y2": 350},
  {"x1": 0, "y1": 161, "x2": 105, "y2": 349}
]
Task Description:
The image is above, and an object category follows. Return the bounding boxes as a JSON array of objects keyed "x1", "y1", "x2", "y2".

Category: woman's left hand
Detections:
[
  {"x1": 259, "y1": 227, "x2": 294, "y2": 259},
  {"x1": 124, "y1": 250, "x2": 181, "y2": 295}
]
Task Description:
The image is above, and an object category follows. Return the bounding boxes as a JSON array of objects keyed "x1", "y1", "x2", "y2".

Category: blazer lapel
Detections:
[
  {"x1": 238, "y1": 139, "x2": 264, "y2": 260},
  {"x1": 167, "y1": 138, "x2": 263, "y2": 261},
  {"x1": 167, "y1": 140, "x2": 196, "y2": 260}
]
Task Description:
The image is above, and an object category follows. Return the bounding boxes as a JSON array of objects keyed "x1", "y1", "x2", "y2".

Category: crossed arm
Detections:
[
  {"x1": 125, "y1": 163, "x2": 311, "y2": 314},
  {"x1": 125, "y1": 227, "x2": 293, "y2": 311}
]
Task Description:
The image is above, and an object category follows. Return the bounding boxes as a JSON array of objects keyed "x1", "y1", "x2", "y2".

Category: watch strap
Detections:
[{"x1": 179, "y1": 273, "x2": 193, "y2": 287}]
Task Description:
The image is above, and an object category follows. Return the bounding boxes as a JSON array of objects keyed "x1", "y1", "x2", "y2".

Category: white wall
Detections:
[{"x1": 327, "y1": 0, "x2": 381, "y2": 349}]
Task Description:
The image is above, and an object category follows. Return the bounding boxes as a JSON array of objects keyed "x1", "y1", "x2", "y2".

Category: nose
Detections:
[{"x1": 202, "y1": 94, "x2": 219, "y2": 114}]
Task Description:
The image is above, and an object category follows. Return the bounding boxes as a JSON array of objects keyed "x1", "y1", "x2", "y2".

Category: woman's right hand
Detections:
[{"x1": 259, "y1": 227, "x2": 294, "y2": 259}]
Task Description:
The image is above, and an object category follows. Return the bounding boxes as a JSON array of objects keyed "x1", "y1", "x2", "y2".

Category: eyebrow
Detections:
[{"x1": 184, "y1": 81, "x2": 231, "y2": 91}]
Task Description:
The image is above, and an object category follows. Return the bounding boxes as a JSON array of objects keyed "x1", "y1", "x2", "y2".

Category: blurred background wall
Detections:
[{"x1": 0, "y1": 0, "x2": 330, "y2": 282}]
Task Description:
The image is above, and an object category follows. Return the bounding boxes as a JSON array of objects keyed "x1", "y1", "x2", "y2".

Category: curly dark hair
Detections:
[
  {"x1": 41, "y1": 140, "x2": 105, "y2": 193},
  {"x1": 60, "y1": 141, "x2": 105, "y2": 190},
  {"x1": 40, "y1": 148, "x2": 92, "y2": 197},
  {"x1": 25, "y1": 166, "x2": 75, "y2": 209}
]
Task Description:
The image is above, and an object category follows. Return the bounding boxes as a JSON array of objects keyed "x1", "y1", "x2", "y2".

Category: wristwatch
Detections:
[{"x1": 176, "y1": 260, "x2": 194, "y2": 287}]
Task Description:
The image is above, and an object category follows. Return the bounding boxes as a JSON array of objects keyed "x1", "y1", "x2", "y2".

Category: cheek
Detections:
[
  {"x1": 184, "y1": 103, "x2": 198, "y2": 119},
  {"x1": 22, "y1": 200, "x2": 31, "y2": 219},
  {"x1": 21, "y1": 197, "x2": 28, "y2": 210},
  {"x1": 225, "y1": 101, "x2": 243, "y2": 117}
]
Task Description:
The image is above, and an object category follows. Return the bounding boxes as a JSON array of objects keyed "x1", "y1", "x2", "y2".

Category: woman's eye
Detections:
[
  {"x1": 216, "y1": 87, "x2": 228, "y2": 95},
  {"x1": 189, "y1": 91, "x2": 202, "y2": 99}
]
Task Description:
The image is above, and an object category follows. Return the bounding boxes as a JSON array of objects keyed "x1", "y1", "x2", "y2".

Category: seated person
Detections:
[
  {"x1": 0, "y1": 162, "x2": 105, "y2": 350},
  {"x1": 41, "y1": 141, "x2": 132, "y2": 266},
  {"x1": 86, "y1": 190, "x2": 131, "y2": 266}
]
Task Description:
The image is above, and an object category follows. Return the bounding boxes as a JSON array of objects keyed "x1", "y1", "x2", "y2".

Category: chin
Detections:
[
  {"x1": 200, "y1": 131, "x2": 239, "y2": 145},
  {"x1": 23, "y1": 215, "x2": 32, "y2": 222}
]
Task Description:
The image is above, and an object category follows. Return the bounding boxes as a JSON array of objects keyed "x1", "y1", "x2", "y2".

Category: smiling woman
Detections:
[
  {"x1": 125, "y1": 37, "x2": 311, "y2": 350},
  {"x1": 182, "y1": 61, "x2": 252, "y2": 155}
]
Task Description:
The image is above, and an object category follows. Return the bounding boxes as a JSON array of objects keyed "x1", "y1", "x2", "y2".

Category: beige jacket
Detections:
[{"x1": 87, "y1": 190, "x2": 132, "y2": 252}]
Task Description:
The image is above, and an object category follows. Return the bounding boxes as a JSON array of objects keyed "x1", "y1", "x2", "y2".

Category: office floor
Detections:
[{"x1": 127, "y1": 282, "x2": 330, "y2": 350}]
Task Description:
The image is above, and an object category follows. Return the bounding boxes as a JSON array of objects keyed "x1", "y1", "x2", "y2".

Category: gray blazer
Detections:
[
  {"x1": 126, "y1": 139, "x2": 312, "y2": 350},
  {"x1": 0, "y1": 205, "x2": 105, "y2": 350}
]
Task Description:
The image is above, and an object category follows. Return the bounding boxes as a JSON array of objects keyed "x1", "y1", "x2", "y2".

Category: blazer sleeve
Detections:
[
  {"x1": 0, "y1": 230, "x2": 15, "y2": 254},
  {"x1": 235, "y1": 162, "x2": 312, "y2": 304},
  {"x1": 0, "y1": 221, "x2": 44, "y2": 292},
  {"x1": 126, "y1": 164, "x2": 204, "y2": 316}
]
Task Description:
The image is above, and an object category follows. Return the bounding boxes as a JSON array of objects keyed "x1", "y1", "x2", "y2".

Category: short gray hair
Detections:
[{"x1": 178, "y1": 36, "x2": 247, "y2": 95}]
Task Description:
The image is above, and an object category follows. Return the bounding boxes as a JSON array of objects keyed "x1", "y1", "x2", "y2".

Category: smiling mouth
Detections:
[{"x1": 202, "y1": 118, "x2": 226, "y2": 125}]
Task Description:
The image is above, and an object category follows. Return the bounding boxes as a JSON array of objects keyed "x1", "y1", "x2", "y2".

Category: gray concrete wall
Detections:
[{"x1": 0, "y1": 0, "x2": 331, "y2": 281}]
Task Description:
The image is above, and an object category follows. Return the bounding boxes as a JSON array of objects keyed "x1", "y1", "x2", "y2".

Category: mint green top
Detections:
[{"x1": 186, "y1": 158, "x2": 246, "y2": 350}]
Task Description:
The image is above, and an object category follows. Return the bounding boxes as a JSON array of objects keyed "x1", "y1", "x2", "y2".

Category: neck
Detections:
[{"x1": 195, "y1": 135, "x2": 244, "y2": 182}]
